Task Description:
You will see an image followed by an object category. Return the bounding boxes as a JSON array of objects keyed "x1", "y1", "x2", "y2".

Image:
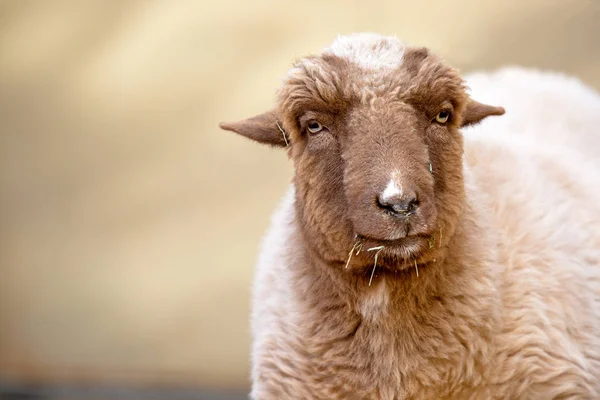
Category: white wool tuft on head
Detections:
[{"x1": 326, "y1": 33, "x2": 406, "y2": 70}]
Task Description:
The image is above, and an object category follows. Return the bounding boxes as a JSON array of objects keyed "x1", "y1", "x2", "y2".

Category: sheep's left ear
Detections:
[
  {"x1": 460, "y1": 99, "x2": 505, "y2": 127},
  {"x1": 219, "y1": 110, "x2": 288, "y2": 147}
]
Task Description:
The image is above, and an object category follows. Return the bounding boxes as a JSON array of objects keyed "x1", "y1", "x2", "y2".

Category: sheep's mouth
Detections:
[
  {"x1": 355, "y1": 232, "x2": 432, "y2": 259},
  {"x1": 356, "y1": 232, "x2": 430, "y2": 245}
]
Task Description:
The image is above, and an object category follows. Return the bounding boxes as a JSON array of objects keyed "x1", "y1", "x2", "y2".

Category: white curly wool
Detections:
[{"x1": 327, "y1": 33, "x2": 405, "y2": 70}]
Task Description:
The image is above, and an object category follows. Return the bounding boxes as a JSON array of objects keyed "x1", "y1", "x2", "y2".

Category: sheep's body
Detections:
[{"x1": 251, "y1": 69, "x2": 600, "y2": 399}]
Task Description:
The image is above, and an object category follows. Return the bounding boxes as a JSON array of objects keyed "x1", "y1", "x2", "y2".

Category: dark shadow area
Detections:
[{"x1": 0, "y1": 383, "x2": 247, "y2": 400}]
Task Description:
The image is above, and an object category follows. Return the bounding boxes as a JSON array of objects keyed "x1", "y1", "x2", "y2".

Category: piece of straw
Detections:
[
  {"x1": 355, "y1": 242, "x2": 363, "y2": 255},
  {"x1": 367, "y1": 246, "x2": 385, "y2": 286},
  {"x1": 345, "y1": 241, "x2": 359, "y2": 269},
  {"x1": 344, "y1": 238, "x2": 364, "y2": 269},
  {"x1": 414, "y1": 259, "x2": 419, "y2": 277},
  {"x1": 275, "y1": 121, "x2": 289, "y2": 146}
]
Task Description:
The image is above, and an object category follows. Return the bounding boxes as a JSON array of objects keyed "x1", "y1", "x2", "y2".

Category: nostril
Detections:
[{"x1": 405, "y1": 198, "x2": 419, "y2": 214}]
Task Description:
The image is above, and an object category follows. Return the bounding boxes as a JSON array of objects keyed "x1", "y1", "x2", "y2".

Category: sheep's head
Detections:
[{"x1": 220, "y1": 34, "x2": 504, "y2": 277}]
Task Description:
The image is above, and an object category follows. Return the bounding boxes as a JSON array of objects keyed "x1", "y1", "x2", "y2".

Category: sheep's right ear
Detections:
[{"x1": 219, "y1": 110, "x2": 288, "y2": 147}]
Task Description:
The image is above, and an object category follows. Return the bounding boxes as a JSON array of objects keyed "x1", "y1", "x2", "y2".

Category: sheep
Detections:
[{"x1": 219, "y1": 33, "x2": 600, "y2": 399}]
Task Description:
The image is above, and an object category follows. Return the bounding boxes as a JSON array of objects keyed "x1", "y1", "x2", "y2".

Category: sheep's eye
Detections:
[
  {"x1": 435, "y1": 110, "x2": 450, "y2": 124},
  {"x1": 307, "y1": 121, "x2": 324, "y2": 134}
]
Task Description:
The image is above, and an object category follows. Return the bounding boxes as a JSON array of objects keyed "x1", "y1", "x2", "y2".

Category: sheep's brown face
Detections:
[
  {"x1": 220, "y1": 34, "x2": 504, "y2": 275},
  {"x1": 332, "y1": 98, "x2": 445, "y2": 251}
]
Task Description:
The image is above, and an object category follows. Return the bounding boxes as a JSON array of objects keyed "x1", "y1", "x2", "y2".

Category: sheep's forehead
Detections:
[
  {"x1": 279, "y1": 34, "x2": 464, "y2": 117},
  {"x1": 326, "y1": 33, "x2": 405, "y2": 70}
]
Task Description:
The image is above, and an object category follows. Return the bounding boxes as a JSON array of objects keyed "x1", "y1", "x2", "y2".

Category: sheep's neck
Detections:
[{"x1": 289, "y1": 192, "x2": 498, "y2": 391}]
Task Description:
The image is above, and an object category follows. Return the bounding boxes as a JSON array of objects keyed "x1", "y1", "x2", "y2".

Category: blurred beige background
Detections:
[{"x1": 0, "y1": 0, "x2": 599, "y2": 394}]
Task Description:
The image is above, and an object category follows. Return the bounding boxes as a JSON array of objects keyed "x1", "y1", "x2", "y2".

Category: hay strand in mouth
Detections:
[
  {"x1": 414, "y1": 259, "x2": 419, "y2": 277},
  {"x1": 345, "y1": 237, "x2": 364, "y2": 269},
  {"x1": 345, "y1": 241, "x2": 359, "y2": 269},
  {"x1": 355, "y1": 242, "x2": 363, "y2": 255},
  {"x1": 275, "y1": 121, "x2": 289, "y2": 146},
  {"x1": 367, "y1": 245, "x2": 385, "y2": 286},
  {"x1": 439, "y1": 226, "x2": 443, "y2": 248}
]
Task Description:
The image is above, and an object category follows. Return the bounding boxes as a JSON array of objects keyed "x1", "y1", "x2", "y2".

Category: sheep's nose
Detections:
[
  {"x1": 377, "y1": 194, "x2": 419, "y2": 216},
  {"x1": 377, "y1": 183, "x2": 419, "y2": 216}
]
